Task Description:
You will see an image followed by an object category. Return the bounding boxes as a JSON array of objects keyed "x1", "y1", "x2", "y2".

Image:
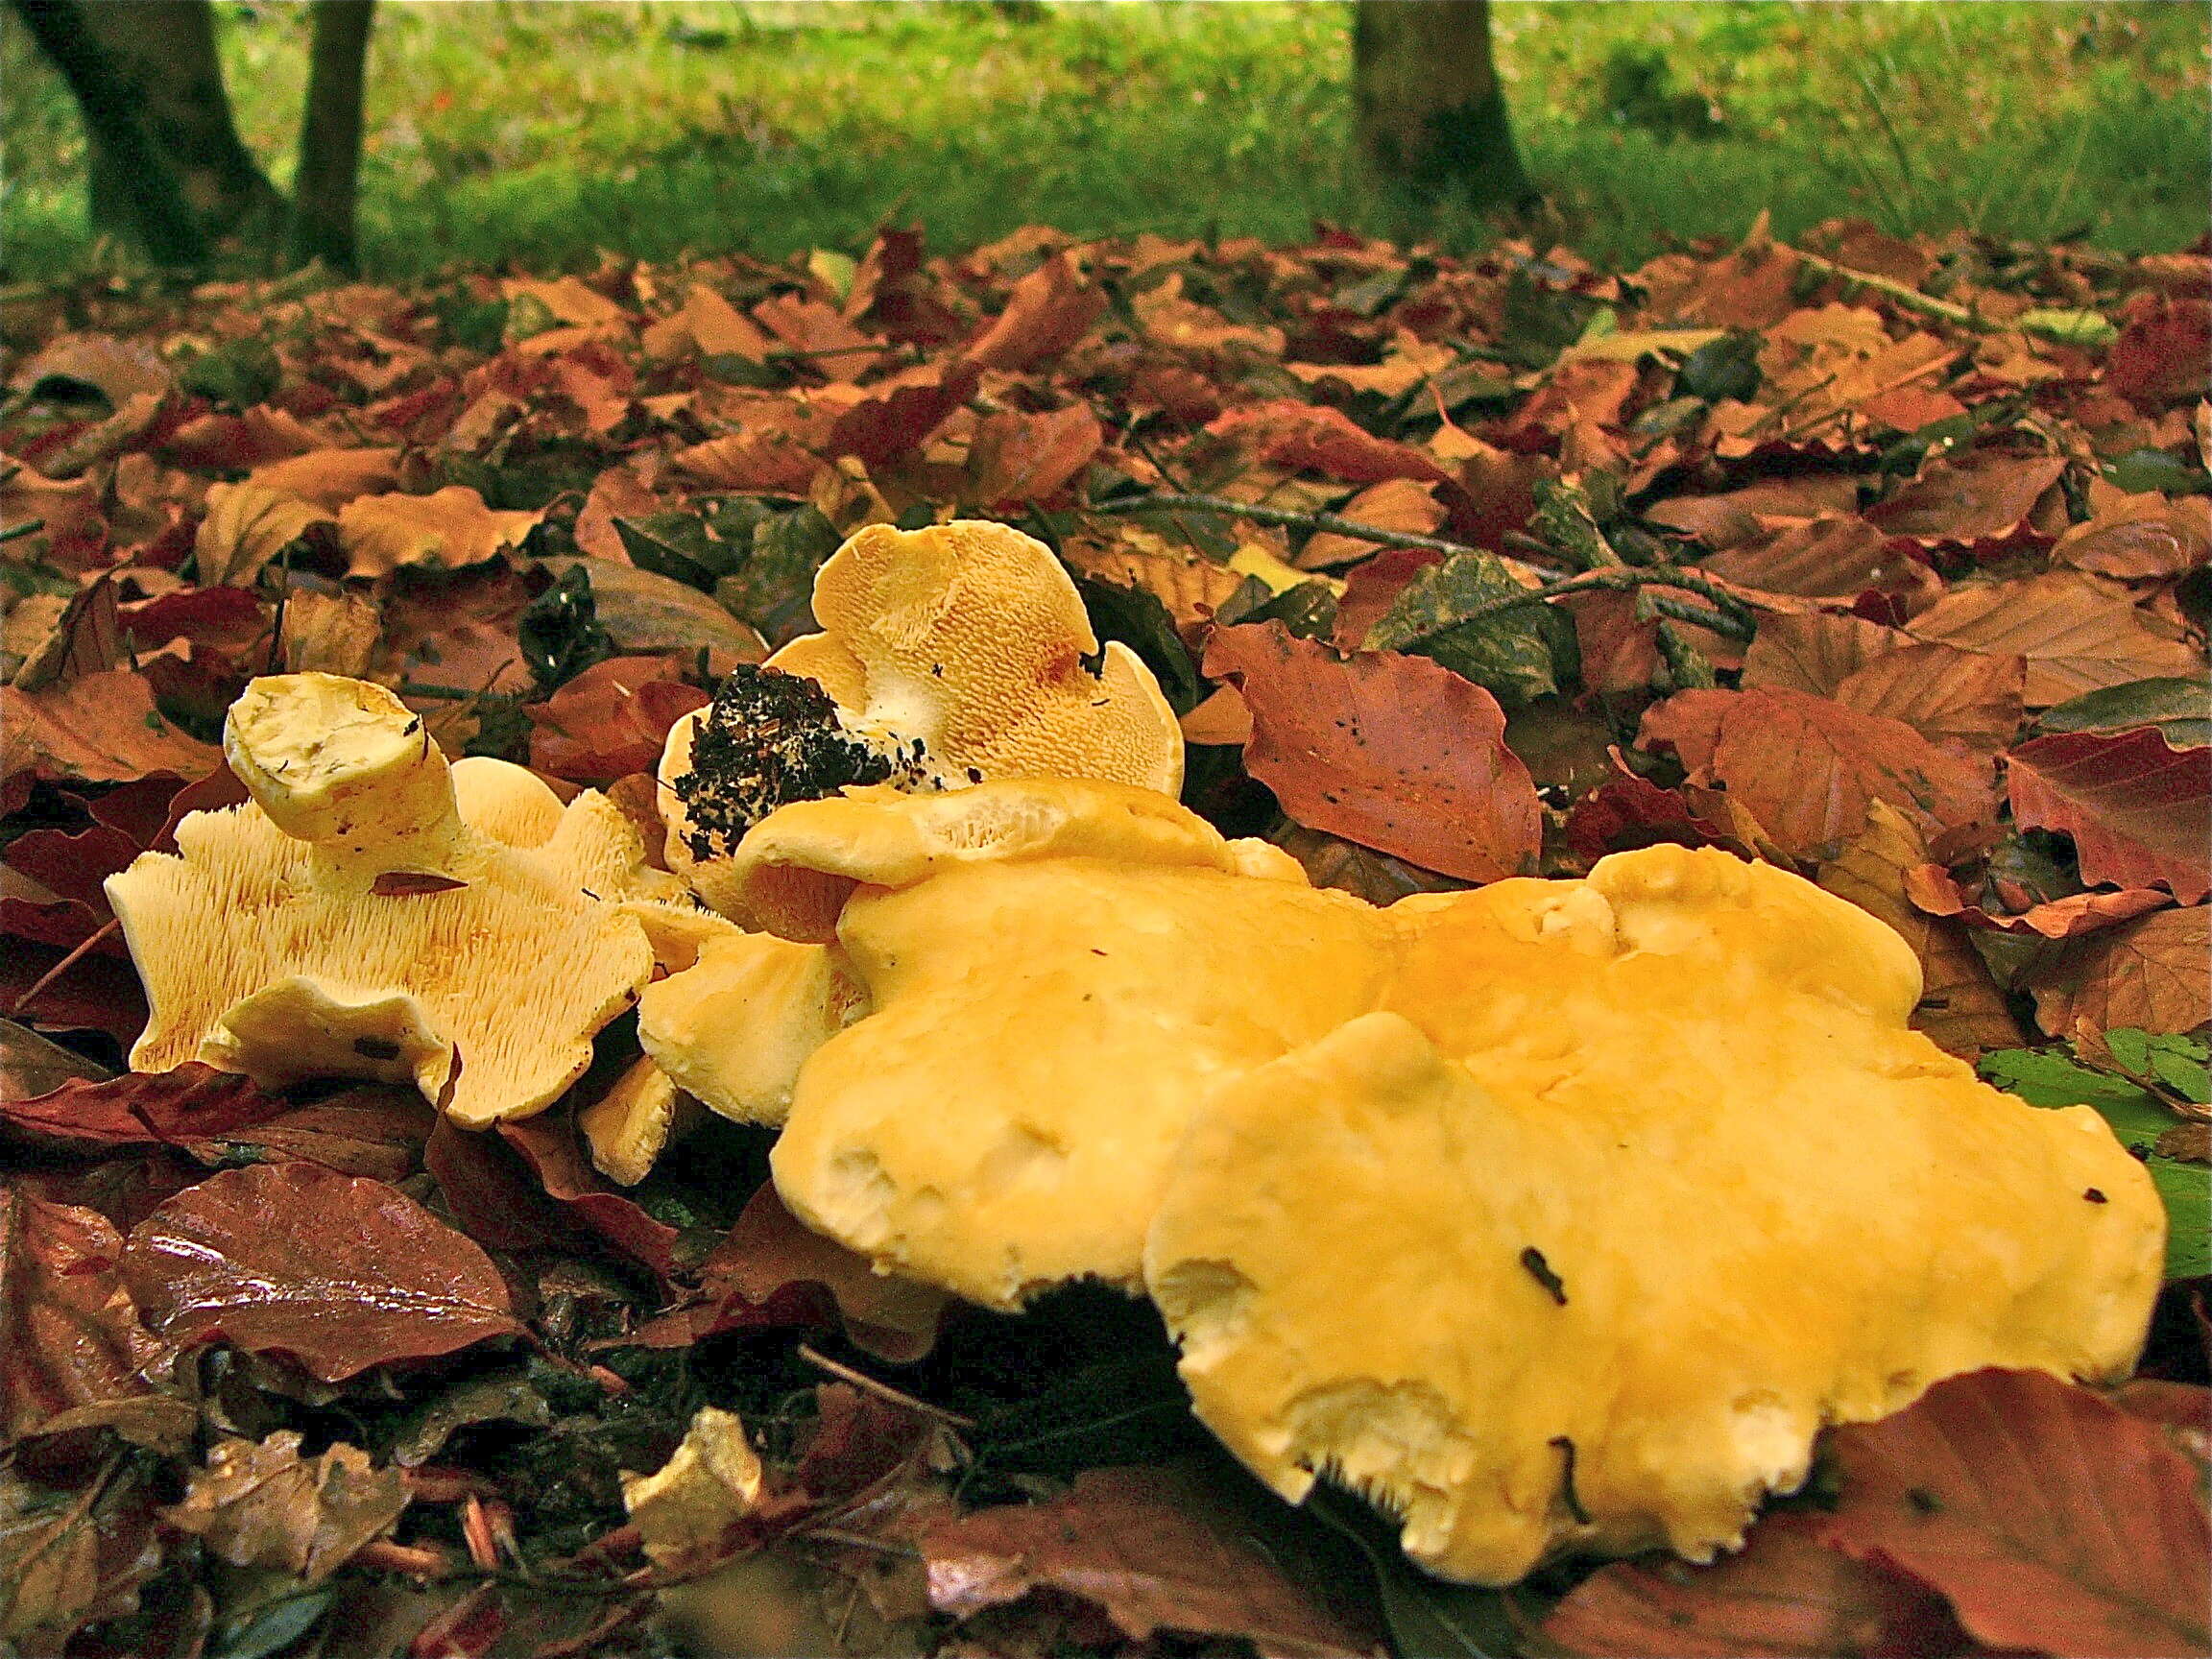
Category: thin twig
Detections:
[
  {"x1": 1792, "y1": 247, "x2": 1983, "y2": 330},
  {"x1": 12, "y1": 917, "x2": 121, "y2": 1014},
  {"x1": 1094, "y1": 492, "x2": 1567, "y2": 578},
  {"x1": 796, "y1": 1342, "x2": 976, "y2": 1431},
  {"x1": 0, "y1": 517, "x2": 46, "y2": 543}
]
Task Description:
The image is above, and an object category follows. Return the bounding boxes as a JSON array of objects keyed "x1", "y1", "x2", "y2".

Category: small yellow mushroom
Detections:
[
  {"x1": 108, "y1": 673, "x2": 686, "y2": 1128},
  {"x1": 658, "y1": 519, "x2": 1184, "y2": 916}
]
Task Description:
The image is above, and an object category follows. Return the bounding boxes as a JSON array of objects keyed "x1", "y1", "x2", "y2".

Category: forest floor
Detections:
[
  {"x1": 1, "y1": 183, "x2": 2207, "y2": 1656},
  {"x1": 2, "y1": 0, "x2": 2208, "y2": 278}
]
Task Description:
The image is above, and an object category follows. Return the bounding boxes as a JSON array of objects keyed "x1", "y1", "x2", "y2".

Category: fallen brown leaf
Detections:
[
  {"x1": 1907, "y1": 571, "x2": 2202, "y2": 706},
  {"x1": 162, "y1": 1431, "x2": 410, "y2": 1583},
  {"x1": 2024, "y1": 905, "x2": 2211, "y2": 1042},
  {"x1": 122, "y1": 1161, "x2": 524, "y2": 1382},
  {"x1": 1820, "y1": 1368, "x2": 2209, "y2": 1658},
  {"x1": 1638, "y1": 685, "x2": 1993, "y2": 861},
  {"x1": 1204, "y1": 622, "x2": 1541, "y2": 882},
  {"x1": 2007, "y1": 727, "x2": 2211, "y2": 902}
]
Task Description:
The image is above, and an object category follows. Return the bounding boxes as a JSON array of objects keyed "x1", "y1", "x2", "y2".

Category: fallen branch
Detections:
[{"x1": 1094, "y1": 491, "x2": 1569, "y2": 578}]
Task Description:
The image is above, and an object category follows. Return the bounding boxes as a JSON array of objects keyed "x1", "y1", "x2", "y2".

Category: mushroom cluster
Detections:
[
  {"x1": 659, "y1": 774, "x2": 2162, "y2": 1585},
  {"x1": 107, "y1": 519, "x2": 2166, "y2": 1590}
]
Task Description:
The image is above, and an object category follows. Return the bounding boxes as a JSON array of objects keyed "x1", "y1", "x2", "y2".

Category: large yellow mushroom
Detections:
[
  {"x1": 108, "y1": 672, "x2": 688, "y2": 1128},
  {"x1": 1145, "y1": 845, "x2": 2162, "y2": 1585},
  {"x1": 643, "y1": 782, "x2": 2162, "y2": 1584}
]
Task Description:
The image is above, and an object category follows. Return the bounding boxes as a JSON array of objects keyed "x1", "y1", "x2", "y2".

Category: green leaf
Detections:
[
  {"x1": 714, "y1": 504, "x2": 840, "y2": 647},
  {"x1": 2014, "y1": 308, "x2": 2119, "y2": 349},
  {"x1": 2036, "y1": 677, "x2": 2212, "y2": 749},
  {"x1": 1364, "y1": 551, "x2": 1561, "y2": 706},
  {"x1": 1982, "y1": 1046, "x2": 2206, "y2": 1278},
  {"x1": 2103, "y1": 446, "x2": 2210, "y2": 497},
  {"x1": 214, "y1": 1589, "x2": 335, "y2": 1659},
  {"x1": 1075, "y1": 575, "x2": 1201, "y2": 713},
  {"x1": 612, "y1": 513, "x2": 731, "y2": 589},
  {"x1": 1675, "y1": 329, "x2": 1762, "y2": 402},
  {"x1": 1307, "y1": 1484, "x2": 1535, "y2": 1659},
  {"x1": 517, "y1": 564, "x2": 616, "y2": 690}
]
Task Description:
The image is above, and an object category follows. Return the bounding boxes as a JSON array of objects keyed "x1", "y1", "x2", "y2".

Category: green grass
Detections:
[{"x1": 2, "y1": 1, "x2": 2204, "y2": 279}]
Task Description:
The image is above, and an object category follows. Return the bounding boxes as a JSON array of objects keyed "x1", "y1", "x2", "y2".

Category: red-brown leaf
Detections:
[
  {"x1": 1906, "y1": 868, "x2": 2175, "y2": 940},
  {"x1": 1819, "y1": 1368, "x2": 2211, "y2": 1658},
  {"x1": 526, "y1": 654, "x2": 710, "y2": 785},
  {"x1": 827, "y1": 360, "x2": 981, "y2": 469},
  {"x1": 0, "y1": 1187, "x2": 186, "y2": 1450},
  {"x1": 919, "y1": 1462, "x2": 1374, "y2": 1658},
  {"x1": 965, "y1": 252, "x2": 1109, "y2": 372},
  {"x1": 964, "y1": 402, "x2": 1102, "y2": 506},
  {"x1": 2024, "y1": 905, "x2": 2211, "y2": 1041},
  {"x1": 1743, "y1": 613, "x2": 2026, "y2": 752},
  {"x1": 1867, "y1": 453, "x2": 2066, "y2": 543},
  {"x1": 121, "y1": 1162, "x2": 523, "y2": 1382},
  {"x1": 0, "y1": 1063, "x2": 286, "y2": 1149},
  {"x1": 1207, "y1": 399, "x2": 1454, "y2": 488},
  {"x1": 497, "y1": 1108, "x2": 685, "y2": 1283},
  {"x1": 2008, "y1": 728, "x2": 2211, "y2": 903},
  {"x1": 369, "y1": 870, "x2": 469, "y2": 897},
  {"x1": 2106, "y1": 295, "x2": 2212, "y2": 411},
  {"x1": 1544, "y1": 1512, "x2": 1968, "y2": 1658},
  {"x1": 1203, "y1": 622, "x2": 1541, "y2": 882},
  {"x1": 1638, "y1": 685, "x2": 1994, "y2": 861}
]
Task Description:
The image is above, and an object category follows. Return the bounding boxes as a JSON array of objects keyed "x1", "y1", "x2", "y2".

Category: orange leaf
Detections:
[
  {"x1": 1203, "y1": 623, "x2": 1539, "y2": 883},
  {"x1": 0, "y1": 669, "x2": 220, "y2": 785},
  {"x1": 2024, "y1": 905, "x2": 2210, "y2": 1042},
  {"x1": 1907, "y1": 571, "x2": 2201, "y2": 706},
  {"x1": 965, "y1": 251, "x2": 1108, "y2": 372},
  {"x1": 1638, "y1": 685, "x2": 1993, "y2": 861},
  {"x1": 1819, "y1": 1369, "x2": 2210, "y2": 1659}
]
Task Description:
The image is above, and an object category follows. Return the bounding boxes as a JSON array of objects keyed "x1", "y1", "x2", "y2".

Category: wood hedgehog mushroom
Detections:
[
  {"x1": 1143, "y1": 844, "x2": 2165, "y2": 1585},
  {"x1": 640, "y1": 782, "x2": 2162, "y2": 1584},
  {"x1": 639, "y1": 777, "x2": 1387, "y2": 1304},
  {"x1": 108, "y1": 672, "x2": 688, "y2": 1128},
  {"x1": 658, "y1": 518, "x2": 1183, "y2": 921}
]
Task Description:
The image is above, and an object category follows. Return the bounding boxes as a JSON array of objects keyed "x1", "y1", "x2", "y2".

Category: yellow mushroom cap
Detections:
[
  {"x1": 771, "y1": 519, "x2": 1184, "y2": 794},
  {"x1": 657, "y1": 520, "x2": 1185, "y2": 915},
  {"x1": 679, "y1": 780, "x2": 1389, "y2": 1307},
  {"x1": 110, "y1": 673, "x2": 685, "y2": 1128},
  {"x1": 1143, "y1": 846, "x2": 2165, "y2": 1586}
]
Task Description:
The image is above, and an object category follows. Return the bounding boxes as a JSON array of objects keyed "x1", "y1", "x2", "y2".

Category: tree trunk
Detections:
[
  {"x1": 1352, "y1": 0, "x2": 1532, "y2": 228},
  {"x1": 27, "y1": 0, "x2": 282, "y2": 252},
  {"x1": 11, "y1": 0, "x2": 207, "y2": 262},
  {"x1": 289, "y1": 0, "x2": 375, "y2": 272}
]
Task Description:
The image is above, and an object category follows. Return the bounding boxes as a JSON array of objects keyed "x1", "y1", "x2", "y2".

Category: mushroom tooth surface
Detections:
[
  {"x1": 109, "y1": 674, "x2": 683, "y2": 1127},
  {"x1": 1142, "y1": 848, "x2": 2165, "y2": 1587},
  {"x1": 766, "y1": 849, "x2": 1391, "y2": 1309}
]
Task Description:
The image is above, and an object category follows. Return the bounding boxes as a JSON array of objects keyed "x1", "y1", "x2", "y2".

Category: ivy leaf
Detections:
[{"x1": 1361, "y1": 550, "x2": 1565, "y2": 707}]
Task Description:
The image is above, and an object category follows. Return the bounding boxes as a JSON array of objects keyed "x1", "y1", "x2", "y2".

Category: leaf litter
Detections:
[{"x1": 0, "y1": 215, "x2": 2204, "y2": 1656}]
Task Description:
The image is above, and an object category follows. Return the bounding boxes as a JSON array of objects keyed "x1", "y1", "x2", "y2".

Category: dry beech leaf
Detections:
[
  {"x1": 1819, "y1": 1368, "x2": 2210, "y2": 1659},
  {"x1": 1207, "y1": 398, "x2": 1455, "y2": 488},
  {"x1": 192, "y1": 481, "x2": 334, "y2": 588},
  {"x1": 964, "y1": 402, "x2": 1102, "y2": 506},
  {"x1": 2007, "y1": 727, "x2": 2211, "y2": 903},
  {"x1": 919, "y1": 1462, "x2": 1373, "y2": 1659},
  {"x1": 0, "y1": 1063, "x2": 285, "y2": 1150},
  {"x1": 966, "y1": 251, "x2": 1109, "y2": 372},
  {"x1": 1061, "y1": 523, "x2": 1245, "y2": 636},
  {"x1": 0, "y1": 1188, "x2": 190, "y2": 1452},
  {"x1": 1817, "y1": 801, "x2": 2025, "y2": 1055},
  {"x1": 162, "y1": 1431, "x2": 409, "y2": 1584},
  {"x1": 121, "y1": 1161, "x2": 523, "y2": 1382},
  {"x1": 1544, "y1": 1511, "x2": 1967, "y2": 1659},
  {"x1": 526, "y1": 654, "x2": 709, "y2": 784},
  {"x1": 335, "y1": 487, "x2": 544, "y2": 578},
  {"x1": 1905, "y1": 868, "x2": 2176, "y2": 941},
  {"x1": 1299, "y1": 477, "x2": 1447, "y2": 568},
  {"x1": 1866, "y1": 453, "x2": 2066, "y2": 543},
  {"x1": 1638, "y1": 685, "x2": 1993, "y2": 862},
  {"x1": 0, "y1": 1460, "x2": 163, "y2": 1647},
  {"x1": 1743, "y1": 613, "x2": 2026, "y2": 751},
  {"x1": 244, "y1": 446, "x2": 398, "y2": 511},
  {"x1": 2056, "y1": 494, "x2": 2210, "y2": 580},
  {"x1": 2025, "y1": 906, "x2": 2210, "y2": 1042},
  {"x1": 1907, "y1": 571, "x2": 2202, "y2": 706},
  {"x1": 10, "y1": 332, "x2": 172, "y2": 403},
  {"x1": 635, "y1": 1182, "x2": 945, "y2": 1363},
  {"x1": 0, "y1": 669, "x2": 221, "y2": 784},
  {"x1": 1204, "y1": 621, "x2": 1541, "y2": 883}
]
